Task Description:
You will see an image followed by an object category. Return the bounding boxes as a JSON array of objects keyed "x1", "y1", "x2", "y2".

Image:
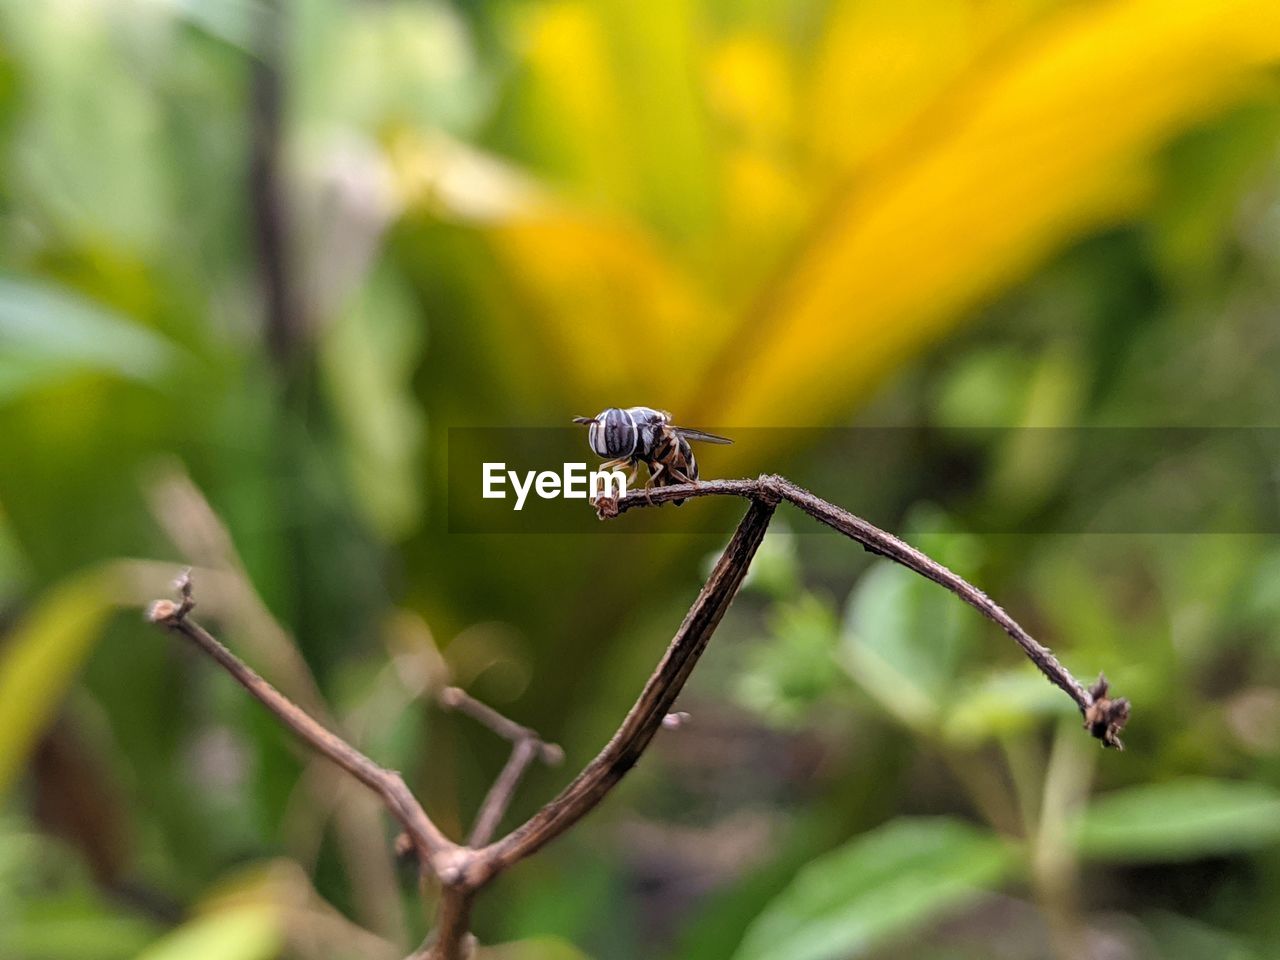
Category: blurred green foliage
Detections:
[{"x1": 3, "y1": 0, "x2": 1280, "y2": 957}]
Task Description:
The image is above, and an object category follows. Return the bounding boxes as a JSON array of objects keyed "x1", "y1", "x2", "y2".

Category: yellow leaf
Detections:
[
  {"x1": 0, "y1": 565, "x2": 124, "y2": 798},
  {"x1": 137, "y1": 862, "x2": 297, "y2": 960},
  {"x1": 807, "y1": 0, "x2": 1061, "y2": 174},
  {"x1": 692, "y1": 0, "x2": 1280, "y2": 428},
  {"x1": 517, "y1": 0, "x2": 716, "y2": 231},
  {"x1": 520, "y1": 2, "x2": 637, "y2": 209},
  {"x1": 706, "y1": 35, "x2": 810, "y2": 275},
  {"x1": 707, "y1": 33, "x2": 795, "y2": 149},
  {"x1": 136, "y1": 903, "x2": 282, "y2": 960},
  {"x1": 489, "y1": 214, "x2": 722, "y2": 402},
  {"x1": 414, "y1": 0, "x2": 1280, "y2": 437}
]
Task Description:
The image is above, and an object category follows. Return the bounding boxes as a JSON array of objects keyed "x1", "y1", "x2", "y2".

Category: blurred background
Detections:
[{"x1": 3, "y1": 0, "x2": 1280, "y2": 958}]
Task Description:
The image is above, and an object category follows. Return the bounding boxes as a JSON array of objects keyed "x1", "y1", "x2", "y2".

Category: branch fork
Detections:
[{"x1": 146, "y1": 475, "x2": 1126, "y2": 958}]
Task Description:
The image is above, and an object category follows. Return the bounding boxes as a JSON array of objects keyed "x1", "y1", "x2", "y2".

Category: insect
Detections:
[{"x1": 572, "y1": 407, "x2": 732, "y2": 503}]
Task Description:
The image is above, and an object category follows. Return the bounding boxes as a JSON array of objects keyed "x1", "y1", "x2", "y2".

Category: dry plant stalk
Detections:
[{"x1": 147, "y1": 475, "x2": 1127, "y2": 959}]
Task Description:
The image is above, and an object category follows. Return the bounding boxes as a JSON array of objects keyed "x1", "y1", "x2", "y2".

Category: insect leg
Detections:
[
  {"x1": 663, "y1": 464, "x2": 696, "y2": 506},
  {"x1": 591, "y1": 457, "x2": 633, "y2": 506},
  {"x1": 643, "y1": 461, "x2": 666, "y2": 505}
]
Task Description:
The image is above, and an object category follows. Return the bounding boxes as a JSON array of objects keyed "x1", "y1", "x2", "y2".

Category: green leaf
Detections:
[
  {"x1": 941, "y1": 669, "x2": 1076, "y2": 746},
  {"x1": 135, "y1": 903, "x2": 282, "y2": 960},
  {"x1": 482, "y1": 937, "x2": 595, "y2": 960},
  {"x1": 0, "y1": 566, "x2": 123, "y2": 797},
  {"x1": 319, "y1": 262, "x2": 426, "y2": 539},
  {"x1": 0, "y1": 277, "x2": 179, "y2": 400},
  {"x1": 4, "y1": 5, "x2": 172, "y2": 248},
  {"x1": 1142, "y1": 911, "x2": 1260, "y2": 960},
  {"x1": 293, "y1": 0, "x2": 488, "y2": 141},
  {"x1": 0, "y1": 817, "x2": 161, "y2": 959},
  {"x1": 734, "y1": 591, "x2": 844, "y2": 727},
  {"x1": 3, "y1": 901, "x2": 158, "y2": 960},
  {"x1": 839, "y1": 512, "x2": 984, "y2": 729},
  {"x1": 167, "y1": 0, "x2": 262, "y2": 53},
  {"x1": 740, "y1": 521, "x2": 801, "y2": 599},
  {"x1": 1075, "y1": 778, "x2": 1280, "y2": 863},
  {"x1": 733, "y1": 818, "x2": 1015, "y2": 960}
]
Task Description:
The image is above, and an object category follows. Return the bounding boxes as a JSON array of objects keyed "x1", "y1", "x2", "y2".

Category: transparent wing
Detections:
[{"x1": 673, "y1": 426, "x2": 733, "y2": 445}]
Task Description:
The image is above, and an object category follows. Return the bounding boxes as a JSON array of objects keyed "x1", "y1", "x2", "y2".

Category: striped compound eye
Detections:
[
  {"x1": 594, "y1": 408, "x2": 638, "y2": 458},
  {"x1": 573, "y1": 409, "x2": 639, "y2": 459}
]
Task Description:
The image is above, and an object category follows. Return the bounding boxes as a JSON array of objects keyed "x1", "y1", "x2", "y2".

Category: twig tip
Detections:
[
  {"x1": 149, "y1": 568, "x2": 197, "y2": 624},
  {"x1": 1084, "y1": 673, "x2": 1131, "y2": 750},
  {"x1": 438, "y1": 686, "x2": 464, "y2": 709},
  {"x1": 146, "y1": 599, "x2": 180, "y2": 623},
  {"x1": 541, "y1": 743, "x2": 565, "y2": 766},
  {"x1": 393, "y1": 831, "x2": 417, "y2": 863}
]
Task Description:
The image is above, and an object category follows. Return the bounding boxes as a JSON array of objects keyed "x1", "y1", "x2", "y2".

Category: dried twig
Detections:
[
  {"x1": 439, "y1": 687, "x2": 564, "y2": 766},
  {"x1": 148, "y1": 573, "x2": 451, "y2": 867},
  {"x1": 144, "y1": 474, "x2": 1125, "y2": 958},
  {"x1": 600, "y1": 475, "x2": 1130, "y2": 748},
  {"x1": 146, "y1": 464, "x2": 405, "y2": 937},
  {"x1": 469, "y1": 738, "x2": 541, "y2": 848},
  {"x1": 479, "y1": 496, "x2": 777, "y2": 872},
  {"x1": 437, "y1": 685, "x2": 563, "y2": 847}
]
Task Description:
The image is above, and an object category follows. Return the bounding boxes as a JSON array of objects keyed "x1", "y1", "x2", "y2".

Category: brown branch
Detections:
[
  {"x1": 146, "y1": 464, "x2": 407, "y2": 937},
  {"x1": 144, "y1": 470, "x2": 1126, "y2": 960},
  {"x1": 147, "y1": 573, "x2": 452, "y2": 865},
  {"x1": 439, "y1": 687, "x2": 564, "y2": 766},
  {"x1": 600, "y1": 475, "x2": 1130, "y2": 748},
  {"x1": 144, "y1": 574, "x2": 557, "y2": 958},
  {"x1": 469, "y1": 738, "x2": 541, "y2": 848},
  {"x1": 437, "y1": 685, "x2": 563, "y2": 848},
  {"x1": 411, "y1": 887, "x2": 476, "y2": 960},
  {"x1": 480, "y1": 495, "x2": 778, "y2": 874}
]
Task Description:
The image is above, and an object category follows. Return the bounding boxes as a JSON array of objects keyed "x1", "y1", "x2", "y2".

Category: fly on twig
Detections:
[{"x1": 573, "y1": 406, "x2": 732, "y2": 505}]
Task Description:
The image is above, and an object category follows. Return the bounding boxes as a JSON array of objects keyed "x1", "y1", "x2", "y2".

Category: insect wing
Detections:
[{"x1": 672, "y1": 426, "x2": 733, "y2": 445}]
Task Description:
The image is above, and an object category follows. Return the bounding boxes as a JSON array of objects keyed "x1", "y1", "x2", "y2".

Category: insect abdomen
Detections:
[{"x1": 646, "y1": 429, "x2": 698, "y2": 504}]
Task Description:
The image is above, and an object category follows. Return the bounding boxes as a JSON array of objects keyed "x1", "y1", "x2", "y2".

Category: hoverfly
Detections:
[{"x1": 572, "y1": 407, "x2": 732, "y2": 504}]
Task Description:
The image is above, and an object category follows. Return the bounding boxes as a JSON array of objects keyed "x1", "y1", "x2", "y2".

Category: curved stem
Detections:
[
  {"x1": 483, "y1": 496, "x2": 777, "y2": 871},
  {"x1": 602, "y1": 475, "x2": 1129, "y2": 746},
  {"x1": 148, "y1": 579, "x2": 452, "y2": 864}
]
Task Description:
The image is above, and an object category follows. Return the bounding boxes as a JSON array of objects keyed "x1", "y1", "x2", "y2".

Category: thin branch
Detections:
[
  {"x1": 439, "y1": 687, "x2": 564, "y2": 765},
  {"x1": 469, "y1": 738, "x2": 540, "y2": 848},
  {"x1": 146, "y1": 464, "x2": 406, "y2": 937},
  {"x1": 147, "y1": 574, "x2": 452, "y2": 864},
  {"x1": 145, "y1": 463, "x2": 331, "y2": 719},
  {"x1": 482, "y1": 495, "x2": 778, "y2": 873},
  {"x1": 437, "y1": 685, "x2": 563, "y2": 848},
  {"x1": 600, "y1": 475, "x2": 1130, "y2": 748}
]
